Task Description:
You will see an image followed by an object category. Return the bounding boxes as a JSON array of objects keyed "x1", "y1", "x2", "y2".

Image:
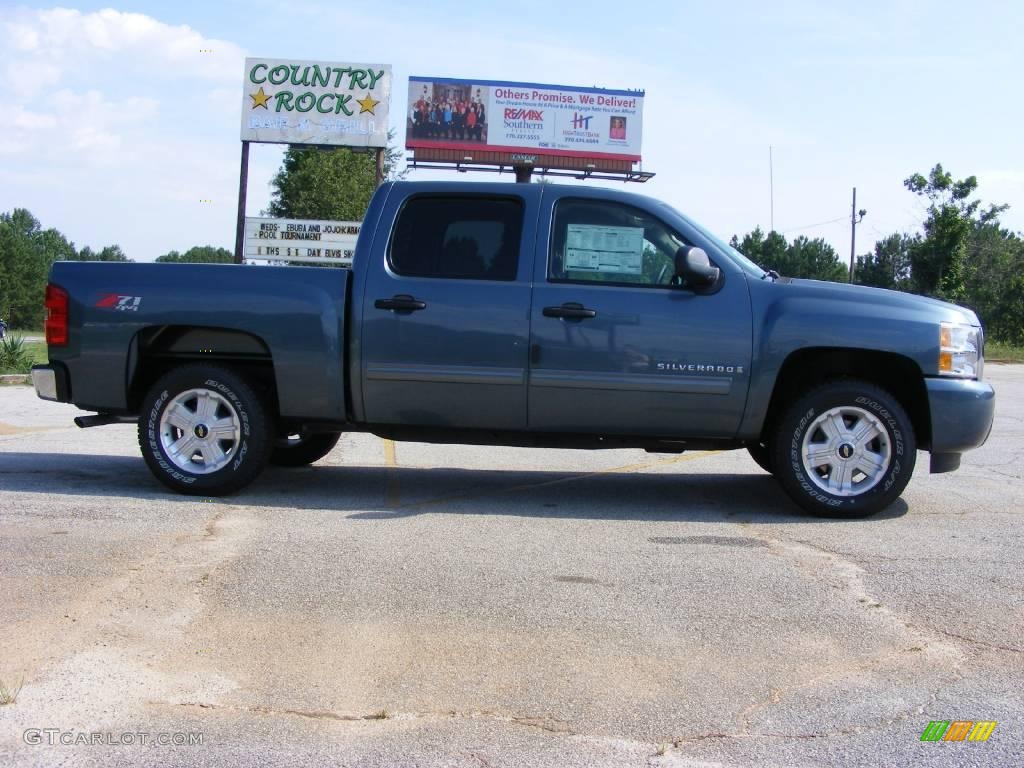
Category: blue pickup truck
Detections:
[{"x1": 32, "y1": 180, "x2": 994, "y2": 517}]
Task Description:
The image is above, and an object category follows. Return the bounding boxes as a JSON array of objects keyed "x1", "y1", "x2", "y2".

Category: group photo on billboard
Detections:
[
  {"x1": 406, "y1": 76, "x2": 644, "y2": 163},
  {"x1": 409, "y1": 80, "x2": 490, "y2": 143}
]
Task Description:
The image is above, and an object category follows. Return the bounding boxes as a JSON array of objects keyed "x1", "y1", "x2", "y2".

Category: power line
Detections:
[{"x1": 780, "y1": 215, "x2": 848, "y2": 234}]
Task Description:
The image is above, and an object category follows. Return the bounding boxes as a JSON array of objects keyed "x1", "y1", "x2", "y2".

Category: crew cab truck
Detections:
[{"x1": 32, "y1": 181, "x2": 994, "y2": 517}]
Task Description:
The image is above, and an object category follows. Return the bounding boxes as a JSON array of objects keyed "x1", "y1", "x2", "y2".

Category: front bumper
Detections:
[
  {"x1": 31, "y1": 364, "x2": 70, "y2": 403},
  {"x1": 926, "y1": 377, "x2": 995, "y2": 468}
]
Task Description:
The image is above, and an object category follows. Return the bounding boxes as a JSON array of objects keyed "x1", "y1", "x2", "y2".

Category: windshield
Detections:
[{"x1": 654, "y1": 201, "x2": 770, "y2": 279}]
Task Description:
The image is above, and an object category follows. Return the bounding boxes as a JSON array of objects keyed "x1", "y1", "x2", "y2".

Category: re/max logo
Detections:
[
  {"x1": 920, "y1": 720, "x2": 997, "y2": 742},
  {"x1": 504, "y1": 108, "x2": 543, "y2": 121}
]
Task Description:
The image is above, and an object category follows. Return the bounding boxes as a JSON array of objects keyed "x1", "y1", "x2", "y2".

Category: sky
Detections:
[{"x1": 1, "y1": 1, "x2": 1022, "y2": 263}]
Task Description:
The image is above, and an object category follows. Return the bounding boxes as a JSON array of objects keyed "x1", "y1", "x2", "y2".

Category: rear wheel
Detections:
[
  {"x1": 270, "y1": 430, "x2": 342, "y2": 467},
  {"x1": 139, "y1": 364, "x2": 271, "y2": 495},
  {"x1": 770, "y1": 380, "x2": 916, "y2": 518},
  {"x1": 747, "y1": 442, "x2": 773, "y2": 473}
]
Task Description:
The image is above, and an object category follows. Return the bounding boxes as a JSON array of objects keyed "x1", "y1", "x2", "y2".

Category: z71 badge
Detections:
[{"x1": 95, "y1": 294, "x2": 142, "y2": 312}]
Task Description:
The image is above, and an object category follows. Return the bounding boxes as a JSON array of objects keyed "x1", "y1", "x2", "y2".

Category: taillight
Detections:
[{"x1": 45, "y1": 284, "x2": 68, "y2": 346}]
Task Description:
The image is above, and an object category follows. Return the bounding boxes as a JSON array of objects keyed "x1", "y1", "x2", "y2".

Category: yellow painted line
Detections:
[
  {"x1": 0, "y1": 422, "x2": 64, "y2": 436},
  {"x1": 398, "y1": 450, "x2": 722, "y2": 512}
]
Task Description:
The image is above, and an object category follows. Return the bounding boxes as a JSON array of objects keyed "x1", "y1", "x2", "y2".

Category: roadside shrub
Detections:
[{"x1": 0, "y1": 335, "x2": 33, "y2": 373}]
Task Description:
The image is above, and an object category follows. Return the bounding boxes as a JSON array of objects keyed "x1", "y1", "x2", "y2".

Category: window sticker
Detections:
[{"x1": 565, "y1": 224, "x2": 644, "y2": 275}]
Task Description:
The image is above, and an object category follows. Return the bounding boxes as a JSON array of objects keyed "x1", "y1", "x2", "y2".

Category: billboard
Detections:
[
  {"x1": 406, "y1": 77, "x2": 643, "y2": 167},
  {"x1": 241, "y1": 58, "x2": 391, "y2": 148},
  {"x1": 244, "y1": 217, "x2": 360, "y2": 265}
]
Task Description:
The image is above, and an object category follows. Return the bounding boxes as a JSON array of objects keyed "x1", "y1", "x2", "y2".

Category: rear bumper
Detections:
[
  {"x1": 926, "y1": 377, "x2": 994, "y2": 470},
  {"x1": 31, "y1": 363, "x2": 70, "y2": 403}
]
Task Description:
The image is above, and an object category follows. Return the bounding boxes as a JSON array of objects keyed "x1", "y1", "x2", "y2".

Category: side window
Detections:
[
  {"x1": 390, "y1": 196, "x2": 523, "y2": 280},
  {"x1": 549, "y1": 199, "x2": 687, "y2": 287}
]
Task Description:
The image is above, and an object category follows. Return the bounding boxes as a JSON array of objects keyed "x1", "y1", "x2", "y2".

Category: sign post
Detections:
[{"x1": 233, "y1": 142, "x2": 250, "y2": 264}]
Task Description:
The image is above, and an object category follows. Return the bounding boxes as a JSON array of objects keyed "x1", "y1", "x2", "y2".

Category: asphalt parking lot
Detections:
[{"x1": 0, "y1": 367, "x2": 1021, "y2": 767}]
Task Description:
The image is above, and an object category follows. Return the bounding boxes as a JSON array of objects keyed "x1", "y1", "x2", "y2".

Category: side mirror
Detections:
[{"x1": 674, "y1": 246, "x2": 720, "y2": 288}]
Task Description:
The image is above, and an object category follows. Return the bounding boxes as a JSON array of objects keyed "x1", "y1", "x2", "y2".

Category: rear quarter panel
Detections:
[{"x1": 47, "y1": 261, "x2": 349, "y2": 420}]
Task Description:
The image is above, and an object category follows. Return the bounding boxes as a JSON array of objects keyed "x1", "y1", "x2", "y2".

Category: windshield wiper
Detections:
[{"x1": 762, "y1": 269, "x2": 780, "y2": 281}]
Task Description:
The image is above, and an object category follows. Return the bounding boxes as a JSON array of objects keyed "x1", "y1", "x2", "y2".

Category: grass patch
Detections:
[
  {"x1": 986, "y1": 340, "x2": 1024, "y2": 363},
  {"x1": 0, "y1": 677, "x2": 23, "y2": 705},
  {"x1": 24, "y1": 340, "x2": 47, "y2": 365}
]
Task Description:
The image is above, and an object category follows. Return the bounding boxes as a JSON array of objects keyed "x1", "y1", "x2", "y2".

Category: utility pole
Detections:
[
  {"x1": 769, "y1": 146, "x2": 774, "y2": 232},
  {"x1": 849, "y1": 187, "x2": 866, "y2": 283}
]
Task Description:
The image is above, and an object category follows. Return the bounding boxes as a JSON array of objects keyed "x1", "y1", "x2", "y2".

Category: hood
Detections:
[{"x1": 781, "y1": 278, "x2": 981, "y2": 326}]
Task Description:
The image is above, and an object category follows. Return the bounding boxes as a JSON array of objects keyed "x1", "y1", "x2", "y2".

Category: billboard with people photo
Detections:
[{"x1": 406, "y1": 76, "x2": 643, "y2": 163}]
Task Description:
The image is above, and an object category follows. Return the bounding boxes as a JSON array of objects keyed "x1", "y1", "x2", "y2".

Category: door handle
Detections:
[
  {"x1": 374, "y1": 294, "x2": 427, "y2": 312},
  {"x1": 543, "y1": 302, "x2": 597, "y2": 320}
]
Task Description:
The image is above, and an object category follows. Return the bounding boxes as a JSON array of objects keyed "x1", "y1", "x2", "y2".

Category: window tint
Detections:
[
  {"x1": 549, "y1": 199, "x2": 690, "y2": 287},
  {"x1": 390, "y1": 196, "x2": 523, "y2": 280}
]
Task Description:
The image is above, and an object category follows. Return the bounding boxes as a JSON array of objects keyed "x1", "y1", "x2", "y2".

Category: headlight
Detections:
[{"x1": 939, "y1": 322, "x2": 982, "y2": 379}]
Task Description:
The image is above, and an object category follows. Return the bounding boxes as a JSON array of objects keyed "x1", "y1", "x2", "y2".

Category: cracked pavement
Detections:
[{"x1": 1, "y1": 366, "x2": 1022, "y2": 767}]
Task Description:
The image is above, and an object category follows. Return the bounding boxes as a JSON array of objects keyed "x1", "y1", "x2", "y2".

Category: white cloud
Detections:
[
  {"x1": 4, "y1": 20, "x2": 40, "y2": 51},
  {"x1": 0, "y1": 8, "x2": 249, "y2": 258},
  {"x1": 1, "y1": 7, "x2": 246, "y2": 98},
  {"x1": 11, "y1": 105, "x2": 57, "y2": 131},
  {"x1": 2, "y1": 90, "x2": 159, "y2": 158}
]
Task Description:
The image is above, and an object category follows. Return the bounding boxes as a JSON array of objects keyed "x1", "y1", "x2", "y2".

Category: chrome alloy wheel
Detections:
[
  {"x1": 158, "y1": 388, "x2": 241, "y2": 474},
  {"x1": 801, "y1": 406, "x2": 892, "y2": 497}
]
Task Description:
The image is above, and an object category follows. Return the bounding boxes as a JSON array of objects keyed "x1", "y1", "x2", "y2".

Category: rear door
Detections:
[
  {"x1": 528, "y1": 194, "x2": 753, "y2": 437},
  {"x1": 360, "y1": 189, "x2": 536, "y2": 429}
]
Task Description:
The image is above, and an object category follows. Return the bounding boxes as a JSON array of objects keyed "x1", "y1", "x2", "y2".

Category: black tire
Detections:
[
  {"x1": 747, "y1": 442, "x2": 773, "y2": 473},
  {"x1": 770, "y1": 380, "x2": 916, "y2": 518},
  {"x1": 138, "y1": 364, "x2": 271, "y2": 495},
  {"x1": 269, "y1": 430, "x2": 342, "y2": 467}
]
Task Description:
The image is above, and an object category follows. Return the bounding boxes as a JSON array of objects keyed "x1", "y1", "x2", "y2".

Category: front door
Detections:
[
  {"x1": 360, "y1": 192, "x2": 533, "y2": 430},
  {"x1": 528, "y1": 196, "x2": 753, "y2": 438}
]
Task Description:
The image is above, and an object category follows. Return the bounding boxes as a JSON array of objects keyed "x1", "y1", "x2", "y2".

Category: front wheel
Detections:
[
  {"x1": 770, "y1": 380, "x2": 916, "y2": 518},
  {"x1": 138, "y1": 364, "x2": 271, "y2": 495}
]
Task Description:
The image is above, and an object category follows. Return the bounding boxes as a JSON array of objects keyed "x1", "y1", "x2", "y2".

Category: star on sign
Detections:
[
  {"x1": 356, "y1": 95, "x2": 379, "y2": 114},
  {"x1": 250, "y1": 87, "x2": 271, "y2": 109}
]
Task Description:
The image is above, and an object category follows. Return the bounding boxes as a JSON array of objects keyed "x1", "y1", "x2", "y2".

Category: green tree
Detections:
[
  {"x1": 730, "y1": 227, "x2": 847, "y2": 281},
  {"x1": 731, "y1": 227, "x2": 786, "y2": 271},
  {"x1": 155, "y1": 246, "x2": 234, "y2": 264},
  {"x1": 963, "y1": 222, "x2": 1024, "y2": 344},
  {"x1": 785, "y1": 235, "x2": 848, "y2": 282},
  {"x1": 38, "y1": 228, "x2": 78, "y2": 263},
  {"x1": 0, "y1": 209, "x2": 76, "y2": 327},
  {"x1": 1, "y1": 208, "x2": 136, "y2": 326},
  {"x1": 267, "y1": 132, "x2": 405, "y2": 221},
  {"x1": 0, "y1": 210, "x2": 43, "y2": 327},
  {"x1": 903, "y1": 164, "x2": 1007, "y2": 301},
  {"x1": 73, "y1": 244, "x2": 130, "y2": 262},
  {"x1": 855, "y1": 233, "x2": 915, "y2": 291}
]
